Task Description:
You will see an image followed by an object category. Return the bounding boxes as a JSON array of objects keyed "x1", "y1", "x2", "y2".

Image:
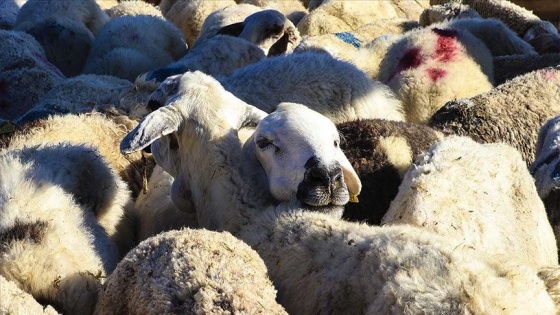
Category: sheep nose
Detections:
[{"x1": 304, "y1": 157, "x2": 343, "y2": 188}]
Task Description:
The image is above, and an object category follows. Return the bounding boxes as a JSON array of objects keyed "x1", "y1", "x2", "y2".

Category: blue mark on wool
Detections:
[{"x1": 334, "y1": 32, "x2": 362, "y2": 48}]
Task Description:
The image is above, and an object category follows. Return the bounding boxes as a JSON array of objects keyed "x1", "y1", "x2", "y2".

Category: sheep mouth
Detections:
[{"x1": 296, "y1": 184, "x2": 349, "y2": 207}]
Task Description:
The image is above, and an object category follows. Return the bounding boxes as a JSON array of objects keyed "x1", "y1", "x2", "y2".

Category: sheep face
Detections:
[{"x1": 252, "y1": 103, "x2": 361, "y2": 207}]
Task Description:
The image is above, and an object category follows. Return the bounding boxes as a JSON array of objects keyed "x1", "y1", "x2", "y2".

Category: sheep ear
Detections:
[
  {"x1": 120, "y1": 107, "x2": 181, "y2": 154},
  {"x1": 217, "y1": 22, "x2": 245, "y2": 37},
  {"x1": 239, "y1": 105, "x2": 267, "y2": 128},
  {"x1": 337, "y1": 150, "x2": 362, "y2": 198}
]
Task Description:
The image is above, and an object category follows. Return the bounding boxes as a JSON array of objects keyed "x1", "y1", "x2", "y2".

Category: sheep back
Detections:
[
  {"x1": 384, "y1": 136, "x2": 558, "y2": 268},
  {"x1": 429, "y1": 66, "x2": 560, "y2": 166},
  {"x1": 0, "y1": 275, "x2": 59, "y2": 315},
  {"x1": 378, "y1": 26, "x2": 494, "y2": 124},
  {"x1": 95, "y1": 229, "x2": 287, "y2": 315}
]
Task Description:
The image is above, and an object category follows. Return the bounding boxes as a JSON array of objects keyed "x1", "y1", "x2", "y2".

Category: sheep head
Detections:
[
  {"x1": 217, "y1": 9, "x2": 301, "y2": 56},
  {"x1": 248, "y1": 102, "x2": 361, "y2": 208},
  {"x1": 120, "y1": 71, "x2": 266, "y2": 172}
]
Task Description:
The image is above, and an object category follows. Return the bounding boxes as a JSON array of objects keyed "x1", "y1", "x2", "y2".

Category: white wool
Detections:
[
  {"x1": 383, "y1": 136, "x2": 558, "y2": 269},
  {"x1": 120, "y1": 71, "x2": 557, "y2": 314}
]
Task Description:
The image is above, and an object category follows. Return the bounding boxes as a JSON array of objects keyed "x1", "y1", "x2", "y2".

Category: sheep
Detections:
[
  {"x1": 2, "y1": 114, "x2": 136, "y2": 240},
  {"x1": 120, "y1": 70, "x2": 557, "y2": 314},
  {"x1": 214, "y1": 9, "x2": 301, "y2": 56},
  {"x1": 382, "y1": 136, "x2": 558, "y2": 269},
  {"x1": 239, "y1": 0, "x2": 308, "y2": 25},
  {"x1": 15, "y1": 0, "x2": 109, "y2": 35},
  {"x1": 441, "y1": 18, "x2": 538, "y2": 56},
  {"x1": 105, "y1": 0, "x2": 164, "y2": 18},
  {"x1": 133, "y1": 165, "x2": 197, "y2": 243},
  {"x1": 428, "y1": 66, "x2": 560, "y2": 166},
  {"x1": 14, "y1": 0, "x2": 110, "y2": 77},
  {"x1": 136, "y1": 35, "x2": 266, "y2": 87},
  {"x1": 211, "y1": 51, "x2": 405, "y2": 123},
  {"x1": 0, "y1": 275, "x2": 59, "y2": 315},
  {"x1": 142, "y1": 74, "x2": 362, "y2": 220},
  {"x1": 493, "y1": 53, "x2": 560, "y2": 85},
  {"x1": 192, "y1": 3, "x2": 261, "y2": 46},
  {"x1": 377, "y1": 25, "x2": 494, "y2": 124},
  {"x1": 419, "y1": 2, "x2": 481, "y2": 26},
  {"x1": 82, "y1": 15, "x2": 188, "y2": 82},
  {"x1": 15, "y1": 74, "x2": 135, "y2": 124},
  {"x1": 530, "y1": 115, "x2": 560, "y2": 254},
  {"x1": 306, "y1": 0, "x2": 429, "y2": 20},
  {"x1": 297, "y1": 0, "x2": 400, "y2": 37},
  {"x1": 159, "y1": 0, "x2": 236, "y2": 47},
  {"x1": 292, "y1": 30, "x2": 406, "y2": 81},
  {"x1": 0, "y1": 30, "x2": 65, "y2": 121},
  {"x1": 0, "y1": 0, "x2": 26, "y2": 30},
  {"x1": 94, "y1": 229, "x2": 288, "y2": 314},
  {"x1": 337, "y1": 119, "x2": 443, "y2": 225},
  {"x1": 0, "y1": 144, "x2": 120, "y2": 314},
  {"x1": 430, "y1": 0, "x2": 560, "y2": 54}
]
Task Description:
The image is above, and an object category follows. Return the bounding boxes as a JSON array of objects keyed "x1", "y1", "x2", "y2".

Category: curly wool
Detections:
[
  {"x1": 95, "y1": 229, "x2": 287, "y2": 315},
  {"x1": 429, "y1": 67, "x2": 560, "y2": 166}
]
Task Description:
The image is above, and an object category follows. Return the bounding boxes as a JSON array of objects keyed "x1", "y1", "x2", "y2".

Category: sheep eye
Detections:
[
  {"x1": 334, "y1": 140, "x2": 339, "y2": 148},
  {"x1": 256, "y1": 137, "x2": 272, "y2": 149},
  {"x1": 256, "y1": 137, "x2": 280, "y2": 152}
]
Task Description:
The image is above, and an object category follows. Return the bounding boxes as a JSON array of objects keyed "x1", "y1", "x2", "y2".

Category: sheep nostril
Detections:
[{"x1": 308, "y1": 167, "x2": 329, "y2": 186}]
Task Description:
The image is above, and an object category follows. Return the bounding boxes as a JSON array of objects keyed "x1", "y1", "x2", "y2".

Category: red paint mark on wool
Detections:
[
  {"x1": 397, "y1": 47, "x2": 423, "y2": 72},
  {"x1": 427, "y1": 68, "x2": 447, "y2": 82},
  {"x1": 432, "y1": 28, "x2": 458, "y2": 62}
]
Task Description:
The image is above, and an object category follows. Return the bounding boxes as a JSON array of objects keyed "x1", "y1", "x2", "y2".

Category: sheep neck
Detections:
[{"x1": 179, "y1": 128, "x2": 269, "y2": 234}]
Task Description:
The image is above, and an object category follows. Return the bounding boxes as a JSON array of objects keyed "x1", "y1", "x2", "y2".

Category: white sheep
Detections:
[
  {"x1": 377, "y1": 25, "x2": 494, "y2": 124},
  {"x1": 297, "y1": 0, "x2": 399, "y2": 37},
  {"x1": 442, "y1": 18, "x2": 538, "y2": 56},
  {"x1": 4, "y1": 113, "x2": 142, "y2": 242},
  {"x1": 15, "y1": 74, "x2": 134, "y2": 124},
  {"x1": 430, "y1": 0, "x2": 560, "y2": 54},
  {"x1": 213, "y1": 51, "x2": 404, "y2": 123},
  {"x1": 292, "y1": 31, "x2": 405, "y2": 81},
  {"x1": 94, "y1": 229, "x2": 287, "y2": 314},
  {"x1": 191, "y1": 3, "x2": 260, "y2": 46},
  {"x1": 214, "y1": 9, "x2": 301, "y2": 56},
  {"x1": 428, "y1": 66, "x2": 560, "y2": 166},
  {"x1": 531, "y1": 115, "x2": 560, "y2": 253},
  {"x1": 82, "y1": 15, "x2": 188, "y2": 82},
  {"x1": 105, "y1": 0, "x2": 164, "y2": 18},
  {"x1": 240, "y1": 0, "x2": 307, "y2": 25},
  {"x1": 383, "y1": 136, "x2": 558, "y2": 269},
  {"x1": 0, "y1": 144, "x2": 120, "y2": 314},
  {"x1": 494, "y1": 53, "x2": 560, "y2": 85},
  {"x1": 0, "y1": 0, "x2": 26, "y2": 30},
  {"x1": 159, "y1": 0, "x2": 236, "y2": 46},
  {"x1": 0, "y1": 275, "x2": 59, "y2": 315},
  {"x1": 120, "y1": 70, "x2": 557, "y2": 314},
  {"x1": 14, "y1": 0, "x2": 110, "y2": 77},
  {"x1": 15, "y1": 0, "x2": 109, "y2": 35},
  {"x1": 137, "y1": 7, "x2": 304, "y2": 87},
  {"x1": 0, "y1": 30, "x2": 65, "y2": 121},
  {"x1": 419, "y1": 2, "x2": 481, "y2": 26},
  {"x1": 136, "y1": 74, "x2": 362, "y2": 221},
  {"x1": 136, "y1": 35, "x2": 265, "y2": 87}
]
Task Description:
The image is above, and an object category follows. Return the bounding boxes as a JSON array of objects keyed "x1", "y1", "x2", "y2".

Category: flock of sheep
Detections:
[{"x1": 1, "y1": 0, "x2": 560, "y2": 313}]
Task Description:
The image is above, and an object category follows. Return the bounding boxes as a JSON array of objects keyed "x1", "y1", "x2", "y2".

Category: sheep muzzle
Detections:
[{"x1": 296, "y1": 157, "x2": 349, "y2": 207}]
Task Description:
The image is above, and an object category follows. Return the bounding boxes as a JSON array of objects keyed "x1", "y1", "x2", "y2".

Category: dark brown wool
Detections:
[{"x1": 338, "y1": 119, "x2": 441, "y2": 225}]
